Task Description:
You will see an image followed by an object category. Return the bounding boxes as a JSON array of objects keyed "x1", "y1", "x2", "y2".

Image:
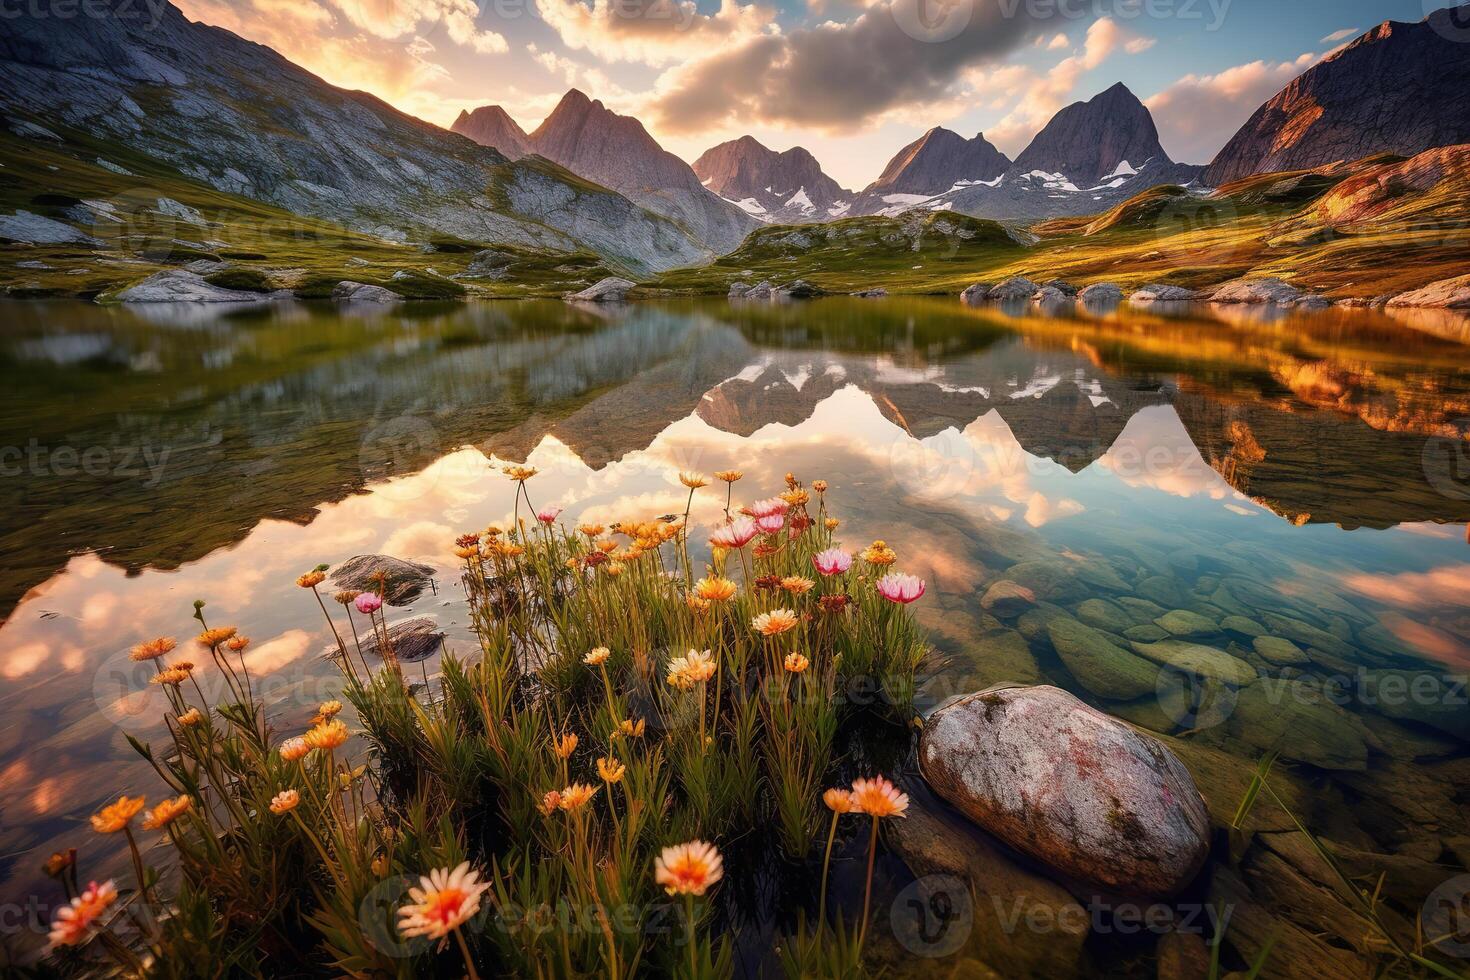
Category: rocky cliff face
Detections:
[
  {"x1": 528, "y1": 90, "x2": 757, "y2": 252},
  {"x1": 866, "y1": 127, "x2": 1011, "y2": 196},
  {"x1": 1204, "y1": 6, "x2": 1470, "y2": 186},
  {"x1": 692, "y1": 136, "x2": 852, "y2": 223},
  {"x1": 452, "y1": 106, "x2": 533, "y2": 160},
  {"x1": 0, "y1": 1, "x2": 712, "y2": 274},
  {"x1": 1011, "y1": 83, "x2": 1171, "y2": 186}
]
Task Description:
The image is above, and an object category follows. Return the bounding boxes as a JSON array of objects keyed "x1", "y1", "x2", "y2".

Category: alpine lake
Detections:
[{"x1": 1, "y1": 294, "x2": 1468, "y2": 975}]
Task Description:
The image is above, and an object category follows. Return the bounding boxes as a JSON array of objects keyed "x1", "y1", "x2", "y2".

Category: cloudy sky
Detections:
[{"x1": 172, "y1": 0, "x2": 1435, "y2": 188}]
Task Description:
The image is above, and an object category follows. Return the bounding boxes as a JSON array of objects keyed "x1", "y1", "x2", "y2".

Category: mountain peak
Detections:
[
  {"x1": 1010, "y1": 82, "x2": 1168, "y2": 185},
  {"x1": 865, "y1": 127, "x2": 1010, "y2": 195},
  {"x1": 692, "y1": 136, "x2": 850, "y2": 221},
  {"x1": 450, "y1": 104, "x2": 532, "y2": 160}
]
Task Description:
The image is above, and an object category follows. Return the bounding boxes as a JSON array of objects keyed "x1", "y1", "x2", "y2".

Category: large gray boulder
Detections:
[
  {"x1": 920, "y1": 685, "x2": 1211, "y2": 895},
  {"x1": 987, "y1": 275, "x2": 1038, "y2": 300},
  {"x1": 566, "y1": 276, "x2": 635, "y2": 302},
  {"x1": 1032, "y1": 285, "x2": 1072, "y2": 304},
  {"x1": 115, "y1": 269, "x2": 275, "y2": 303},
  {"x1": 1130, "y1": 284, "x2": 1199, "y2": 302},
  {"x1": 1386, "y1": 273, "x2": 1470, "y2": 309},
  {"x1": 1078, "y1": 282, "x2": 1123, "y2": 303},
  {"x1": 330, "y1": 555, "x2": 436, "y2": 605},
  {"x1": 960, "y1": 281, "x2": 993, "y2": 303},
  {"x1": 333, "y1": 280, "x2": 403, "y2": 304},
  {"x1": 776, "y1": 279, "x2": 822, "y2": 299},
  {"x1": 0, "y1": 209, "x2": 100, "y2": 245},
  {"x1": 1209, "y1": 277, "x2": 1303, "y2": 305}
]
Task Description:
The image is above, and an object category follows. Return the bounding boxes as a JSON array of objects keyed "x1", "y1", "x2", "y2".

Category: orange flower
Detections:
[
  {"x1": 823, "y1": 788, "x2": 857, "y2": 813},
  {"x1": 693, "y1": 576, "x2": 738, "y2": 602},
  {"x1": 578, "y1": 523, "x2": 606, "y2": 537},
  {"x1": 861, "y1": 541, "x2": 897, "y2": 566},
  {"x1": 679, "y1": 472, "x2": 708, "y2": 489},
  {"x1": 48, "y1": 880, "x2": 118, "y2": 947},
  {"x1": 812, "y1": 480, "x2": 828, "y2": 493},
  {"x1": 502, "y1": 465, "x2": 538, "y2": 482},
  {"x1": 780, "y1": 576, "x2": 814, "y2": 595},
  {"x1": 152, "y1": 667, "x2": 190, "y2": 687},
  {"x1": 226, "y1": 635, "x2": 251, "y2": 652},
  {"x1": 318, "y1": 700, "x2": 343, "y2": 719},
  {"x1": 90, "y1": 796, "x2": 145, "y2": 834},
  {"x1": 596, "y1": 537, "x2": 619, "y2": 553},
  {"x1": 687, "y1": 595, "x2": 712, "y2": 613},
  {"x1": 605, "y1": 562, "x2": 625, "y2": 577},
  {"x1": 279, "y1": 736, "x2": 310, "y2": 762},
  {"x1": 397, "y1": 863, "x2": 489, "y2": 940},
  {"x1": 296, "y1": 571, "x2": 326, "y2": 589},
  {"x1": 142, "y1": 795, "x2": 193, "y2": 831},
  {"x1": 129, "y1": 637, "x2": 176, "y2": 662},
  {"x1": 195, "y1": 626, "x2": 237, "y2": 648},
  {"x1": 824, "y1": 518, "x2": 840, "y2": 531},
  {"x1": 539, "y1": 790, "x2": 563, "y2": 816},
  {"x1": 303, "y1": 719, "x2": 349, "y2": 752},
  {"x1": 667, "y1": 649, "x2": 716, "y2": 689},
  {"x1": 269, "y1": 790, "x2": 300, "y2": 815},
  {"x1": 559, "y1": 783, "x2": 598, "y2": 810},
  {"x1": 597, "y1": 757, "x2": 626, "y2": 784},
  {"x1": 780, "y1": 488, "x2": 810, "y2": 507},
  {"x1": 783, "y1": 653, "x2": 810, "y2": 674},
  {"x1": 655, "y1": 841, "x2": 724, "y2": 896},
  {"x1": 751, "y1": 609, "x2": 799, "y2": 637},
  {"x1": 584, "y1": 647, "x2": 610, "y2": 667},
  {"x1": 714, "y1": 470, "x2": 743, "y2": 483},
  {"x1": 177, "y1": 707, "x2": 203, "y2": 727},
  {"x1": 553, "y1": 732, "x2": 579, "y2": 759},
  {"x1": 618, "y1": 718, "x2": 646, "y2": 739},
  {"x1": 850, "y1": 776, "x2": 909, "y2": 818}
]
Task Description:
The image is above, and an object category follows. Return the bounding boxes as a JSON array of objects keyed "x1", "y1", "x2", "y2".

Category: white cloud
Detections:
[
  {"x1": 1320, "y1": 26, "x2": 1359, "y2": 43},
  {"x1": 1145, "y1": 52, "x2": 1319, "y2": 163},
  {"x1": 537, "y1": 0, "x2": 778, "y2": 67}
]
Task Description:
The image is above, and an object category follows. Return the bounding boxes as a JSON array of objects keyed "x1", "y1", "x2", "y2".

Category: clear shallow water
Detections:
[{"x1": 0, "y1": 297, "x2": 1467, "y2": 964}]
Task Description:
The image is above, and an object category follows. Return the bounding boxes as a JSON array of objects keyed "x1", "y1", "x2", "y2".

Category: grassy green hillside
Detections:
[{"x1": 0, "y1": 132, "x2": 615, "y2": 299}]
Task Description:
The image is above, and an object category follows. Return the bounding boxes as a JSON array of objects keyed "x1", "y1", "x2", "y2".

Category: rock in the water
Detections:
[
  {"x1": 115, "y1": 270, "x2": 276, "y2": 303},
  {"x1": 1075, "y1": 597, "x2": 1132, "y2": 634},
  {"x1": 987, "y1": 275, "x2": 1038, "y2": 300},
  {"x1": 1048, "y1": 616, "x2": 1162, "y2": 699},
  {"x1": 1156, "y1": 930, "x2": 1210, "y2": 980},
  {"x1": 1358, "y1": 669, "x2": 1470, "y2": 740},
  {"x1": 1208, "y1": 277, "x2": 1303, "y2": 305},
  {"x1": 979, "y1": 580, "x2": 1036, "y2": 616},
  {"x1": 358, "y1": 617, "x2": 445, "y2": 663},
  {"x1": 1129, "y1": 284, "x2": 1198, "y2": 302},
  {"x1": 1078, "y1": 282, "x2": 1123, "y2": 303},
  {"x1": 566, "y1": 276, "x2": 636, "y2": 302},
  {"x1": 1129, "y1": 639, "x2": 1256, "y2": 685},
  {"x1": 333, "y1": 280, "x2": 403, "y2": 304},
  {"x1": 920, "y1": 685, "x2": 1211, "y2": 895},
  {"x1": 330, "y1": 554, "x2": 435, "y2": 605},
  {"x1": 1220, "y1": 615, "x2": 1266, "y2": 638},
  {"x1": 1386, "y1": 273, "x2": 1470, "y2": 308},
  {"x1": 930, "y1": 629, "x2": 1043, "y2": 713},
  {"x1": 849, "y1": 287, "x2": 887, "y2": 298},
  {"x1": 0, "y1": 209, "x2": 100, "y2": 245},
  {"x1": 960, "y1": 281, "x2": 993, "y2": 303},
  {"x1": 1032, "y1": 284, "x2": 1072, "y2": 304},
  {"x1": 727, "y1": 281, "x2": 751, "y2": 298},
  {"x1": 1040, "y1": 278, "x2": 1077, "y2": 296},
  {"x1": 1253, "y1": 635, "x2": 1309, "y2": 666},
  {"x1": 1227, "y1": 679, "x2": 1370, "y2": 770},
  {"x1": 776, "y1": 279, "x2": 822, "y2": 299},
  {"x1": 1294, "y1": 293, "x2": 1332, "y2": 309},
  {"x1": 1124, "y1": 624, "x2": 1169, "y2": 643},
  {"x1": 1154, "y1": 609, "x2": 1218, "y2": 638},
  {"x1": 740, "y1": 279, "x2": 775, "y2": 299},
  {"x1": 1259, "y1": 612, "x2": 1355, "y2": 659}
]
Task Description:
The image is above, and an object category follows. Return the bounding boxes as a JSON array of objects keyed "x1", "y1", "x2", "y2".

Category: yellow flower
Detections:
[
  {"x1": 584, "y1": 647, "x2": 610, "y2": 667},
  {"x1": 578, "y1": 523, "x2": 606, "y2": 537},
  {"x1": 655, "y1": 841, "x2": 724, "y2": 896},
  {"x1": 780, "y1": 488, "x2": 810, "y2": 507},
  {"x1": 667, "y1": 649, "x2": 716, "y2": 689},
  {"x1": 226, "y1": 635, "x2": 251, "y2": 652},
  {"x1": 151, "y1": 667, "x2": 190, "y2": 687},
  {"x1": 824, "y1": 518, "x2": 840, "y2": 531},
  {"x1": 559, "y1": 783, "x2": 598, "y2": 811},
  {"x1": 605, "y1": 562, "x2": 625, "y2": 577},
  {"x1": 142, "y1": 795, "x2": 193, "y2": 831},
  {"x1": 850, "y1": 775, "x2": 909, "y2": 818},
  {"x1": 861, "y1": 541, "x2": 897, "y2": 566},
  {"x1": 823, "y1": 788, "x2": 857, "y2": 813},
  {"x1": 553, "y1": 732, "x2": 579, "y2": 759},
  {"x1": 90, "y1": 796, "x2": 145, "y2": 834},
  {"x1": 318, "y1": 700, "x2": 343, "y2": 719},
  {"x1": 296, "y1": 571, "x2": 326, "y2": 589},
  {"x1": 303, "y1": 719, "x2": 349, "y2": 752},
  {"x1": 751, "y1": 609, "x2": 800, "y2": 637},
  {"x1": 693, "y1": 576, "x2": 738, "y2": 602},
  {"x1": 177, "y1": 707, "x2": 203, "y2": 727},
  {"x1": 679, "y1": 471, "x2": 708, "y2": 489},
  {"x1": 397, "y1": 863, "x2": 489, "y2": 940},
  {"x1": 812, "y1": 480, "x2": 828, "y2": 493},
  {"x1": 596, "y1": 537, "x2": 619, "y2": 553},
  {"x1": 502, "y1": 465, "x2": 538, "y2": 482},
  {"x1": 195, "y1": 627, "x2": 237, "y2": 648},
  {"x1": 279, "y1": 736, "x2": 310, "y2": 762},
  {"x1": 687, "y1": 595, "x2": 712, "y2": 613},
  {"x1": 455, "y1": 546, "x2": 479, "y2": 559},
  {"x1": 714, "y1": 470, "x2": 743, "y2": 483},
  {"x1": 618, "y1": 718, "x2": 646, "y2": 739},
  {"x1": 597, "y1": 757, "x2": 626, "y2": 784},
  {"x1": 780, "y1": 576, "x2": 814, "y2": 595},
  {"x1": 269, "y1": 790, "x2": 300, "y2": 815},
  {"x1": 129, "y1": 637, "x2": 176, "y2": 662},
  {"x1": 783, "y1": 653, "x2": 810, "y2": 674}
]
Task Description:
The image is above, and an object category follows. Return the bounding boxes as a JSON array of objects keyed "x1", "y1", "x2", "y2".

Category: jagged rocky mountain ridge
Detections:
[
  {"x1": 691, "y1": 136, "x2": 853, "y2": 224},
  {"x1": 454, "y1": 90, "x2": 757, "y2": 253},
  {"x1": 451, "y1": 106, "x2": 533, "y2": 161},
  {"x1": 1204, "y1": 6, "x2": 1470, "y2": 186},
  {"x1": 851, "y1": 127, "x2": 1012, "y2": 215},
  {"x1": 0, "y1": 0, "x2": 717, "y2": 274}
]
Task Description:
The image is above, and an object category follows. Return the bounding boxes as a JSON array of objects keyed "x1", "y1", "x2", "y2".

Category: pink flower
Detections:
[
  {"x1": 747, "y1": 497, "x2": 789, "y2": 519},
  {"x1": 536, "y1": 505, "x2": 563, "y2": 525},
  {"x1": 813, "y1": 548, "x2": 853, "y2": 576},
  {"x1": 709, "y1": 519, "x2": 758, "y2": 549},
  {"x1": 755, "y1": 514, "x2": 785, "y2": 534},
  {"x1": 354, "y1": 593, "x2": 383, "y2": 615},
  {"x1": 876, "y1": 573, "x2": 925, "y2": 604}
]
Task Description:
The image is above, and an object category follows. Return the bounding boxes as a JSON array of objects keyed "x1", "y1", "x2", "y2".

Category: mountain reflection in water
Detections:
[{"x1": 0, "y1": 296, "x2": 1467, "y2": 918}]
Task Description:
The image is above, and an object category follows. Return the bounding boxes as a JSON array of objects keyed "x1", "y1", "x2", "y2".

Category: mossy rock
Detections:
[
  {"x1": 204, "y1": 267, "x2": 273, "y2": 292},
  {"x1": 947, "y1": 628, "x2": 1044, "y2": 693},
  {"x1": 1074, "y1": 597, "x2": 1133, "y2": 634},
  {"x1": 1227, "y1": 680, "x2": 1370, "y2": 770},
  {"x1": 1357, "y1": 670, "x2": 1470, "y2": 740},
  {"x1": 1135, "y1": 575, "x2": 1185, "y2": 608},
  {"x1": 1123, "y1": 624, "x2": 1169, "y2": 643},
  {"x1": 1047, "y1": 616, "x2": 1161, "y2": 699},
  {"x1": 1252, "y1": 636, "x2": 1308, "y2": 666},
  {"x1": 1260, "y1": 612, "x2": 1356, "y2": 659},
  {"x1": 1220, "y1": 615, "x2": 1266, "y2": 638},
  {"x1": 1154, "y1": 609, "x2": 1219, "y2": 638},
  {"x1": 387, "y1": 270, "x2": 466, "y2": 299},
  {"x1": 1129, "y1": 639, "x2": 1256, "y2": 685},
  {"x1": 1116, "y1": 596, "x2": 1168, "y2": 622},
  {"x1": 1108, "y1": 696, "x2": 1178, "y2": 733}
]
